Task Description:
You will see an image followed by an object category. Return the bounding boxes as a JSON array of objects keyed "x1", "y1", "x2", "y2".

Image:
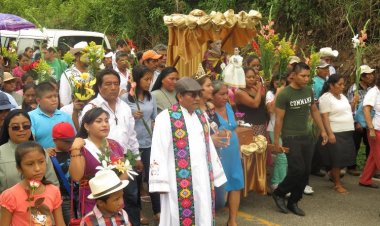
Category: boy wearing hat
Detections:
[
  {"x1": 50, "y1": 122, "x2": 77, "y2": 225},
  {"x1": 81, "y1": 170, "x2": 130, "y2": 226}
]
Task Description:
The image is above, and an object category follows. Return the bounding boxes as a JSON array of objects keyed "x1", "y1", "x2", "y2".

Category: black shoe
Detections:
[
  {"x1": 272, "y1": 193, "x2": 288, "y2": 213},
  {"x1": 287, "y1": 202, "x2": 305, "y2": 216}
]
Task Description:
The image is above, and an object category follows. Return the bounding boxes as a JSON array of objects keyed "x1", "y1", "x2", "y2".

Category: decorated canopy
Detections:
[{"x1": 164, "y1": 9, "x2": 262, "y2": 76}]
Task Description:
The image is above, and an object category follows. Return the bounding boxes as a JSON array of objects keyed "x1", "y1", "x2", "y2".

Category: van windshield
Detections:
[{"x1": 58, "y1": 36, "x2": 106, "y2": 53}]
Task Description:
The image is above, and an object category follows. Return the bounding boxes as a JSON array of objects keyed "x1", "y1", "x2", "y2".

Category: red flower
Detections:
[
  {"x1": 110, "y1": 155, "x2": 121, "y2": 163},
  {"x1": 251, "y1": 40, "x2": 261, "y2": 57}
]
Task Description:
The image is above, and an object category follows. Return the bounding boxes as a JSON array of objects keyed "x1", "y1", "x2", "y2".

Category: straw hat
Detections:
[
  {"x1": 319, "y1": 47, "x2": 339, "y2": 58},
  {"x1": 87, "y1": 170, "x2": 129, "y2": 199}
]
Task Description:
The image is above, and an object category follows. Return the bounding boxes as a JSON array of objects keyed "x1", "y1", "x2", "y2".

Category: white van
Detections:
[{"x1": 0, "y1": 28, "x2": 111, "y2": 55}]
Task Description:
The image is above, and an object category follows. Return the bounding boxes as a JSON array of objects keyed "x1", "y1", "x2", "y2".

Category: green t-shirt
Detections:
[
  {"x1": 47, "y1": 58, "x2": 68, "y2": 81},
  {"x1": 275, "y1": 85, "x2": 314, "y2": 136}
]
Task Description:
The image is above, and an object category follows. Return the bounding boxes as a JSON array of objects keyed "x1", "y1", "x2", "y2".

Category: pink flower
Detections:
[
  {"x1": 29, "y1": 180, "x2": 41, "y2": 191},
  {"x1": 129, "y1": 82, "x2": 137, "y2": 96},
  {"x1": 235, "y1": 112, "x2": 245, "y2": 119}
]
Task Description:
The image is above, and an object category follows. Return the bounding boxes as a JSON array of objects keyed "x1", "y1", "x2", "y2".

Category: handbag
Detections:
[{"x1": 69, "y1": 180, "x2": 85, "y2": 225}]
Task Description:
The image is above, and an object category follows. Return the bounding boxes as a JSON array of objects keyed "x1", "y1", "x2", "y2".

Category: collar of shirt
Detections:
[
  {"x1": 92, "y1": 205, "x2": 123, "y2": 221},
  {"x1": 36, "y1": 106, "x2": 61, "y2": 117},
  {"x1": 93, "y1": 94, "x2": 122, "y2": 110}
]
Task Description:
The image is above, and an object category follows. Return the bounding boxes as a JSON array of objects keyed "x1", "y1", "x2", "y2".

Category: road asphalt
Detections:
[{"x1": 141, "y1": 173, "x2": 380, "y2": 226}]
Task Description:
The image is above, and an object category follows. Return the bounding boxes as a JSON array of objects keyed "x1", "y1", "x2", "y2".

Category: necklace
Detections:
[
  {"x1": 103, "y1": 103, "x2": 119, "y2": 125},
  {"x1": 160, "y1": 88, "x2": 174, "y2": 106}
]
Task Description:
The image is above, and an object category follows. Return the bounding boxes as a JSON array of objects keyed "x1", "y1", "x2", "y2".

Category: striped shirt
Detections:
[{"x1": 80, "y1": 205, "x2": 130, "y2": 226}]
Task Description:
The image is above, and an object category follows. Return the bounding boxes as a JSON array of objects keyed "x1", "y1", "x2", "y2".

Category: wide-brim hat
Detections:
[
  {"x1": 88, "y1": 170, "x2": 129, "y2": 199},
  {"x1": 69, "y1": 41, "x2": 89, "y2": 55},
  {"x1": 319, "y1": 47, "x2": 339, "y2": 58},
  {"x1": 3, "y1": 72, "x2": 16, "y2": 82},
  {"x1": 360, "y1": 65, "x2": 375, "y2": 74}
]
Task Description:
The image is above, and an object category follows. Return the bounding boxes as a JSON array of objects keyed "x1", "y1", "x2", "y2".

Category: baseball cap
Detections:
[
  {"x1": 142, "y1": 50, "x2": 162, "y2": 62},
  {"x1": 360, "y1": 65, "x2": 375, "y2": 74},
  {"x1": 316, "y1": 60, "x2": 330, "y2": 69},
  {"x1": 52, "y1": 122, "x2": 76, "y2": 140},
  {"x1": 175, "y1": 77, "x2": 202, "y2": 93},
  {"x1": 288, "y1": 56, "x2": 301, "y2": 65},
  {"x1": 0, "y1": 92, "x2": 15, "y2": 110}
]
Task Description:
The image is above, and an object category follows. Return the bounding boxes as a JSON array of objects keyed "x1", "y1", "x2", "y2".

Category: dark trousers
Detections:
[
  {"x1": 311, "y1": 138, "x2": 323, "y2": 175},
  {"x1": 349, "y1": 127, "x2": 370, "y2": 169},
  {"x1": 274, "y1": 136, "x2": 314, "y2": 204},
  {"x1": 123, "y1": 176, "x2": 140, "y2": 226},
  {"x1": 140, "y1": 147, "x2": 161, "y2": 214}
]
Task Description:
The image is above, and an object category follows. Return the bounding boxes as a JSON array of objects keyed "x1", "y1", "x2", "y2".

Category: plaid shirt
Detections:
[{"x1": 80, "y1": 205, "x2": 130, "y2": 226}]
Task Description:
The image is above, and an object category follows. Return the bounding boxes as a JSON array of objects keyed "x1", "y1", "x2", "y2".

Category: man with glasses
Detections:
[{"x1": 149, "y1": 77, "x2": 226, "y2": 226}]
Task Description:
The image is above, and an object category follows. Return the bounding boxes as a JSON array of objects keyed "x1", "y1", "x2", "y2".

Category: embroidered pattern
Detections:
[{"x1": 169, "y1": 104, "x2": 215, "y2": 226}]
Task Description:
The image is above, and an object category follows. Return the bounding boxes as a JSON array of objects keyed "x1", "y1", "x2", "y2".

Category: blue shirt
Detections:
[
  {"x1": 121, "y1": 94, "x2": 157, "y2": 148},
  {"x1": 312, "y1": 76, "x2": 326, "y2": 100},
  {"x1": 29, "y1": 107, "x2": 75, "y2": 149}
]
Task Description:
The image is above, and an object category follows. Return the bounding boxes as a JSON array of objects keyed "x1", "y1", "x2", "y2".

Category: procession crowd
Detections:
[{"x1": 0, "y1": 38, "x2": 379, "y2": 226}]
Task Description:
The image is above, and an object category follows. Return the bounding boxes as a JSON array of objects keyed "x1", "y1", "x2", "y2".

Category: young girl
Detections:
[
  {"x1": 0, "y1": 141, "x2": 65, "y2": 226},
  {"x1": 21, "y1": 84, "x2": 37, "y2": 112}
]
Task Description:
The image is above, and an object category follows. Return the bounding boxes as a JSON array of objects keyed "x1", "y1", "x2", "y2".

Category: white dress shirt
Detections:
[{"x1": 80, "y1": 94, "x2": 140, "y2": 160}]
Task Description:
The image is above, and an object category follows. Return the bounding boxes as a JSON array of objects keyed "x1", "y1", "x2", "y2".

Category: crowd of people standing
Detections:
[{"x1": 0, "y1": 38, "x2": 379, "y2": 226}]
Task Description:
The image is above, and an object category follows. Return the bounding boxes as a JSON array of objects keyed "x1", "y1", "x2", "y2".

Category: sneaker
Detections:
[{"x1": 304, "y1": 185, "x2": 314, "y2": 195}]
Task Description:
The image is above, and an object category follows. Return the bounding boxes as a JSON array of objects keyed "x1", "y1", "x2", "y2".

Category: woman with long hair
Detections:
[
  {"x1": 69, "y1": 107, "x2": 129, "y2": 214},
  {"x1": 122, "y1": 65, "x2": 160, "y2": 224},
  {"x1": 151, "y1": 67, "x2": 179, "y2": 113}
]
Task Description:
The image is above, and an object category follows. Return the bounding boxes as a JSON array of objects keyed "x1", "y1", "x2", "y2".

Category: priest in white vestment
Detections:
[{"x1": 149, "y1": 77, "x2": 227, "y2": 226}]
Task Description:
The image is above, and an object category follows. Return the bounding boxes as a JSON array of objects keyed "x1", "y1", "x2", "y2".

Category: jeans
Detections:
[
  {"x1": 269, "y1": 132, "x2": 287, "y2": 186},
  {"x1": 274, "y1": 135, "x2": 314, "y2": 204},
  {"x1": 140, "y1": 147, "x2": 161, "y2": 214}
]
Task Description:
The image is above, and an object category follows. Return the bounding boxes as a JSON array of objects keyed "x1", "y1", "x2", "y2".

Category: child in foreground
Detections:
[
  {"x1": 80, "y1": 169, "x2": 130, "y2": 226},
  {"x1": 0, "y1": 141, "x2": 65, "y2": 226}
]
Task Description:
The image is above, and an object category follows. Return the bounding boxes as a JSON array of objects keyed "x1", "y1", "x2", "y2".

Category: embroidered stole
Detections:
[{"x1": 168, "y1": 104, "x2": 215, "y2": 226}]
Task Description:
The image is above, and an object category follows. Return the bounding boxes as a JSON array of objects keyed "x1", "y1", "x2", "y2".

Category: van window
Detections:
[
  {"x1": 17, "y1": 38, "x2": 44, "y2": 55},
  {"x1": 58, "y1": 36, "x2": 106, "y2": 54}
]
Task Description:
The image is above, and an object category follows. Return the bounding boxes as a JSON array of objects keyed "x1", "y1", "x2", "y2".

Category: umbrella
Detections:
[
  {"x1": 164, "y1": 9, "x2": 261, "y2": 76},
  {"x1": 0, "y1": 13, "x2": 35, "y2": 31},
  {"x1": 0, "y1": 13, "x2": 35, "y2": 55}
]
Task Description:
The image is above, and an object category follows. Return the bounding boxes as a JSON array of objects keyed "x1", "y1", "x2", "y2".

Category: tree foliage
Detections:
[{"x1": 1, "y1": 0, "x2": 379, "y2": 50}]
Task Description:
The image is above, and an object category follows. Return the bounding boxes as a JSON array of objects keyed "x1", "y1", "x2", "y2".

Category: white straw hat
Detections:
[{"x1": 88, "y1": 170, "x2": 129, "y2": 199}]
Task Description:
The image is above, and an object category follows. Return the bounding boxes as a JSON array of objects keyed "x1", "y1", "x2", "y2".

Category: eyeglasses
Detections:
[
  {"x1": 9, "y1": 124, "x2": 31, "y2": 131},
  {"x1": 184, "y1": 91, "x2": 201, "y2": 98}
]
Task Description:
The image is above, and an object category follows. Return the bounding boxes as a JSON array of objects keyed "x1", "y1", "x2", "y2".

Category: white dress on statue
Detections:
[
  {"x1": 223, "y1": 53, "x2": 246, "y2": 88},
  {"x1": 149, "y1": 106, "x2": 227, "y2": 226}
]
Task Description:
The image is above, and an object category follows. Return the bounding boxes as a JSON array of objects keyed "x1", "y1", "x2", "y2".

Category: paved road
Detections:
[{"x1": 142, "y1": 174, "x2": 380, "y2": 226}]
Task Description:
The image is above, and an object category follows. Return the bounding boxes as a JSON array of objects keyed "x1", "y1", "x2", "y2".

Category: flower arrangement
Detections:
[
  {"x1": 256, "y1": 18, "x2": 278, "y2": 80},
  {"x1": 346, "y1": 15, "x2": 370, "y2": 95},
  {"x1": 63, "y1": 51, "x2": 75, "y2": 66},
  {"x1": 277, "y1": 37, "x2": 296, "y2": 78},
  {"x1": 80, "y1": 41, "x2": 105, "y2": 76},
  {"x1": 71, "y1": 72, "x2": 96, "y2": 101},
  {"x1": 96, "y1": 139, "x2": 138, "y2": 179},
  {"x1": 1, "y1": 41, "x2": 18, "y2": 66},
  {"x1": 22, "y1": 59, "x2": 53, "y2": 83}
]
